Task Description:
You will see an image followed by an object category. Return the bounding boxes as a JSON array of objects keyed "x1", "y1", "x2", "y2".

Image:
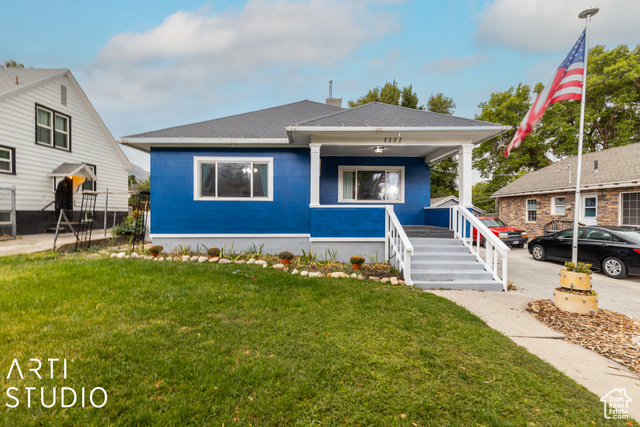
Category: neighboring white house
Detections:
[{"x1": 0, "y1": 68, "x2": 131, "y2": 234}]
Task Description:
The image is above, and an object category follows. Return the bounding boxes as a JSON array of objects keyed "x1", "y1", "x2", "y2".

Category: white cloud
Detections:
[
  {"x1": 425, "y1": 54, "x2": 489, "y2": 74},
  {"x1": 476, "y1": 0, "x2": 640, "y2": 53},
  {"x1": 80, "y1": 0, "x2": 399, "y2": 136}
]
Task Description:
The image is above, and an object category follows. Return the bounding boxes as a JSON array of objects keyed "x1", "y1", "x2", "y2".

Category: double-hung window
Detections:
[
  {"x1": 552, "y1": 196, "x2": 565, "y2": 215},
  {"x1": 621, "y1": 192, "x2": 640, "y2": 225},
  {"x1": 0, "y1": 145, "x2": 14, "y2": 174},
  {"x1": 36, "y1": 105, "x2": 70, "y2": 150},
  {"x1": 194, "y1": 157, "x2": 273, "y2": 201},
  {"x1": 338, "y1": 166, "x2": 404, "y2": 202},
  {"x1": 526, "y1": 199, "x2": 537, "y2": 222}
]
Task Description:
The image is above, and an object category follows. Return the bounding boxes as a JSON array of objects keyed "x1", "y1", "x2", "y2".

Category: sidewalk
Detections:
[
  {"x1": 429, "y1": 290, "x2": 640, "y2": 421},
  {"x1": 0, "y1": 233, "x2": 85, "y2": 256}
]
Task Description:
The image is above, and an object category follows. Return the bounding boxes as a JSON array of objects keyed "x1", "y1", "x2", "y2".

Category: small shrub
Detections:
[
  {"x1": 278, "y1": 251, "x2": 294, "y2": 260},
  {"x1": 207, "y1": 247, "x2": 221, "y2": 257},
  {"x1": 149, "y1": 245, "x2": 163, "y2": 254},
  {"x1": 564, "y1": 261, "x2": 592, "y2": 274},
  {"x1": 350, "y1": 256, "x2": 365, "y2": 265}
]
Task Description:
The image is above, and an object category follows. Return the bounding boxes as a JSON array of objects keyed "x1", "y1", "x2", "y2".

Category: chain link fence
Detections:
[{"x1": 0, "y1": 186, "x2": 17, "y2": 240}]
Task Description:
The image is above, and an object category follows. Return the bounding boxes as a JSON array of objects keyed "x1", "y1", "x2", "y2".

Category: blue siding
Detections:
[
  {"x1": 151, "y1": 147, "x2": 311, "y2": 234},
  {"x1": 424, "y1": 207, "x2": 450, "y2": 228},
  {"x1": 319, "y1": 157, "x2": 430, "y2": 225},
  {"x1": 310, "y1": 207, "x2": 385, "y2": 238},
  {"x1": 152, "y1": 149, "x2": 432, "y2": 235}
]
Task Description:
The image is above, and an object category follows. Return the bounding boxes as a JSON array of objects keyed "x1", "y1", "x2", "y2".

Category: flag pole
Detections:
[{"x1": 571, "y1": 7, "x2": 599, "y2": 265}]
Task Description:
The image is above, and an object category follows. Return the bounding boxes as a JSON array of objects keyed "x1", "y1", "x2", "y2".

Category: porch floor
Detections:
[{"x1": 403, "y1": 225, "x2": 453, "y2": 238}]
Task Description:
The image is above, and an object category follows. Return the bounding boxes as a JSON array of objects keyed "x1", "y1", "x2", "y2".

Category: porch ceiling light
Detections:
[{"x1": 373, "y1": 146, "x2": 384, "y2": 154}]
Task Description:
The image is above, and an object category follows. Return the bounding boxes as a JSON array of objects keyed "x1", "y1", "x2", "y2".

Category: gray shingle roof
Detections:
[
  {"x1": 127, "y1": 100, "x2": 344, "y2": 139},
  {"x1": 297, "y1": 102, "x2": 502, "y2": 128},
  {"x1": 0, "y1": 68, "x2": 67, "y2": 96},
  {"x1": 492, "y1": 143, "x2": 640, "y2": 197}
]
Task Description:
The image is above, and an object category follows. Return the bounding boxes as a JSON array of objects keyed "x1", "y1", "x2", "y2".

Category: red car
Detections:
[{"x1": 473, "y1": 217, "x2": 528, "y2": 248}]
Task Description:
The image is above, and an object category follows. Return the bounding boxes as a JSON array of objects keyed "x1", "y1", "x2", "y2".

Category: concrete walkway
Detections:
[
  {"x1": 0, "y1": 231, "x2": 120, "y2": 256},
  {"x1": 429, "y1": 290, "x2": 640, "y2": 421}
]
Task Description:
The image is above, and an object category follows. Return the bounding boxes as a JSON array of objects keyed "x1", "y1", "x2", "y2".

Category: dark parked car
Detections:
[{"x1": 527, "y1": 226, "x2": 640, "y2": 279}]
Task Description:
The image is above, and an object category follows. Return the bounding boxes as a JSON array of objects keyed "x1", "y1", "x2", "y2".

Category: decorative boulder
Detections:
[
  {"x1": 350, "y1": 273, "x2": 357, "y2": 279},
  {"x1": 182, "y1": 255, "x2": 191, "y2": 262},
  {"x1": 390, "y1": 277, "x2": 399, "y2": 285},
  {"x1": 158, "y1": 257, "x2": 165, "y2": 261},
  {"x1": 300, "y1": 271, "x2": 309, "y2": 277},
  {"x1": 370, "y1": 277, "x2": 380, "y2": 282},
  {"x1": 110, "y1": 253, "x2": 117, "y2": 258},
  {"x1": 208, "y1": 257, "x2": 218, "y2": 263},
  {"x1": 234, "y1": 259, "x2": 246, "y2": 264},
  {"x1": 291, "y1": 269, "x2": 299, "y2": 275},
  {"x1": 357, "y1": 274, "x2": 365, "y2": 280},
  {"x1": 131, "y1": 252, "x2": 139, "y2": 258},
  {"x1": 198, "y1": 256, "x2": 208, "y2": 263},
  {"x1": 381, "y1": 278, "x2": 390, "y2": 284},
  {"x1": 190, "y1": 256, "x2": 199, "y2": 262},
  {"x1": 273, "y1": 264, "x2": 285, "y2": 270},
  {"x1": 218, "y1": 259, "x2": 232, "y2": 264},
  {"x1": 329, "y1": 272, "x2": 349, "y2": 278},
  {"x1": 117, "y1": 252, "x2": 126, "y2": 259}
]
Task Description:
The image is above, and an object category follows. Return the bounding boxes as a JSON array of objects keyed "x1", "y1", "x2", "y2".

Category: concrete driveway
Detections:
[{"x1": 505, "y1": 246, "x2": 640, "y2": 319}]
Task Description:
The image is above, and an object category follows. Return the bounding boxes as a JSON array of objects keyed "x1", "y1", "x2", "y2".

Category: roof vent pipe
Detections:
[{"x1": 326, "y1": 80, "x2": 342, "y2": 108}]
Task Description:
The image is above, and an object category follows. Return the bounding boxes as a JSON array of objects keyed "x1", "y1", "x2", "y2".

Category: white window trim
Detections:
[
  {"x1": 337, "y1": 165, "x2": 405, "y2": 203},
  {"x1": 581, "y1": 193, "x2": 598, "y2": 223},
  {"x1": 193, "y1": 156, "x2": 274, "y2": 201},
  {"x1": 0, "y1": 146, "x2": 13, "y2": 174},
  {"x1": 526, "y1": 198, "x2": 537, "y2": 223},
  {"x1": 619, "y1": 191, "x2": 640, "y2": 226},
  {"x1": 551, "y1": 196, "x2": 566, "y2": 216}
]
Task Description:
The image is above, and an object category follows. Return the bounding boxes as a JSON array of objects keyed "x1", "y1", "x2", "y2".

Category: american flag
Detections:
[{"x1": 504, "y1": 30, "x2": 586, "y2": 157}]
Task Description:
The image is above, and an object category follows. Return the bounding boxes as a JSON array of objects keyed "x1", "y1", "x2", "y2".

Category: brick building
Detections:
[{"x1": 492, "y1": 144, "x2": 640, "y2": 239}]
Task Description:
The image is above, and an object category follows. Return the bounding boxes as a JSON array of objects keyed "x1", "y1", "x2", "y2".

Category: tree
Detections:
[
  {"x1": 426, "y1": 92, "x2": 456, "y2": 115},
  {"x1": 473, "y1": 44, "x2": 640, "y2": 201},
  {"x1": 2, "y1": 60, "x2": 24, "y2": 68},
  {"x1": 426, "y1": 93, "x2": 459, "y2": 198},
  {"x1": 348, "y1": 80, "x2": 419, "y2": 108}
]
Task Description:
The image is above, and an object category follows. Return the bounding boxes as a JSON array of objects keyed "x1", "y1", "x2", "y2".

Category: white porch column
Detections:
[
  {"x1": 310, "y1": 143, "x2": 321, "y2": 206},
  {"x1": 458, "y1": 143, "x2": 473, "y2": 207}
]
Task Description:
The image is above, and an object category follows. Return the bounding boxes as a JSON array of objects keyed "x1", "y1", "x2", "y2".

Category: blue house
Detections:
[{"x1": 123, "y1": 100, "x2": 511, "y2": 289}]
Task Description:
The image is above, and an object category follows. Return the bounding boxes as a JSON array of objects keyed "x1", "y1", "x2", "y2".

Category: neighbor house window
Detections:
[
  {"x1": 0, "y1": 145, "x2": 14, "y2": 174},
  {"x1": 36, "y1": 105, "x2": 70, "y2": 150},
  {"x1": 82, "y1": 164, "x2": 96, "y2": 191},
  {"x1": 0, "y1": 210, "x2": 10, "y2": 225},
  {"x1": 526, "y1": 199, "x2": 537, "y2": 222},
  {"x1": 552, "y1": 196, "x2": 565, "y2": 215},
  {"x1": 622, "y1": 192, "x2": 640, "y2": 225},
  {"x1": 338, "y1": 166, "x2": 404, "y2": 202},
  {"x1": 194, "y1": 157, "x2": 273, "y2": 201}
]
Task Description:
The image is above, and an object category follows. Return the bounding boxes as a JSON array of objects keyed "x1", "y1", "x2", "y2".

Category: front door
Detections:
[
  {"x1": 581, "y1": 194, "x2": 597, "y2": 226},
  {"x1": 55, "y1": 178, "x2": 73, "y2": 220}
]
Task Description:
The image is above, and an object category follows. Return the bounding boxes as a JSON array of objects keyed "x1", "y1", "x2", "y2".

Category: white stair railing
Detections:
[
  {"x1": 384, "y1": 206, "x2": 414, "y2": 286},
  {"x1": 449, "y1": 206, "x2": 510, "y2": 291}
]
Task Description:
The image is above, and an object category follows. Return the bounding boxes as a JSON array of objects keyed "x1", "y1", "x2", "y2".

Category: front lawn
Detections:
[{"x1": 0, "y1": 253, "x2": 628, "y2": 425}]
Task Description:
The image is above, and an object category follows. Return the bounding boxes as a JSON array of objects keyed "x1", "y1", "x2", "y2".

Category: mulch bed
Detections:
[{"x1": 527, "y1": 299, "x2": 640, "y2": 373}]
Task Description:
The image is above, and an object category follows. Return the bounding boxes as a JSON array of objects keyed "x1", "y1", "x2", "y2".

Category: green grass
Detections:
[{"x1": 0, "y1": 253, "x2": 630, "y2": 426}]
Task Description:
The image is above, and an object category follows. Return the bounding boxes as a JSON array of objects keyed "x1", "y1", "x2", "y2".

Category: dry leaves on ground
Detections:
[{"x1": 527, "y1": 299, "x2": 640, "y2": 373}]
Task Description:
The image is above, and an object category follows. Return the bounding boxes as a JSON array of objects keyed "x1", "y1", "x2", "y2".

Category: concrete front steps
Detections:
[{"x1": 409, "y1": 236, "x2": 503, "y2": 292}]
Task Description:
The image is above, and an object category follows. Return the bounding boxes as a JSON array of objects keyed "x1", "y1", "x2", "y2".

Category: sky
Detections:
[{"x1": 2, "y1": 0, "x2": 639, "y2": 144}]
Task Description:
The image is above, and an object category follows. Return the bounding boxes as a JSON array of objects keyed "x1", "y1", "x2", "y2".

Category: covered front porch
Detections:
[{"x1": 286, "y1": 107, "x2": 511, "y2": 289}]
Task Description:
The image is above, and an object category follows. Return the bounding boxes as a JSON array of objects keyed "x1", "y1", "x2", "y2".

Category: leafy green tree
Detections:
[
  {"x1": 473, "y1": 44, "x2": 640, "y2": 200},
  {"x1": 2, "y1": 60, "x2": 24, "y2": 68},
  {"x1": 349, "y1": 80, "x2": 418, "y2": 108},
  {"x1": 426, "y1": 93, "x2": 459, "y2": 198},
  {"x1": 426, "y1": 92, "x2": 456, "y2": 115}
]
